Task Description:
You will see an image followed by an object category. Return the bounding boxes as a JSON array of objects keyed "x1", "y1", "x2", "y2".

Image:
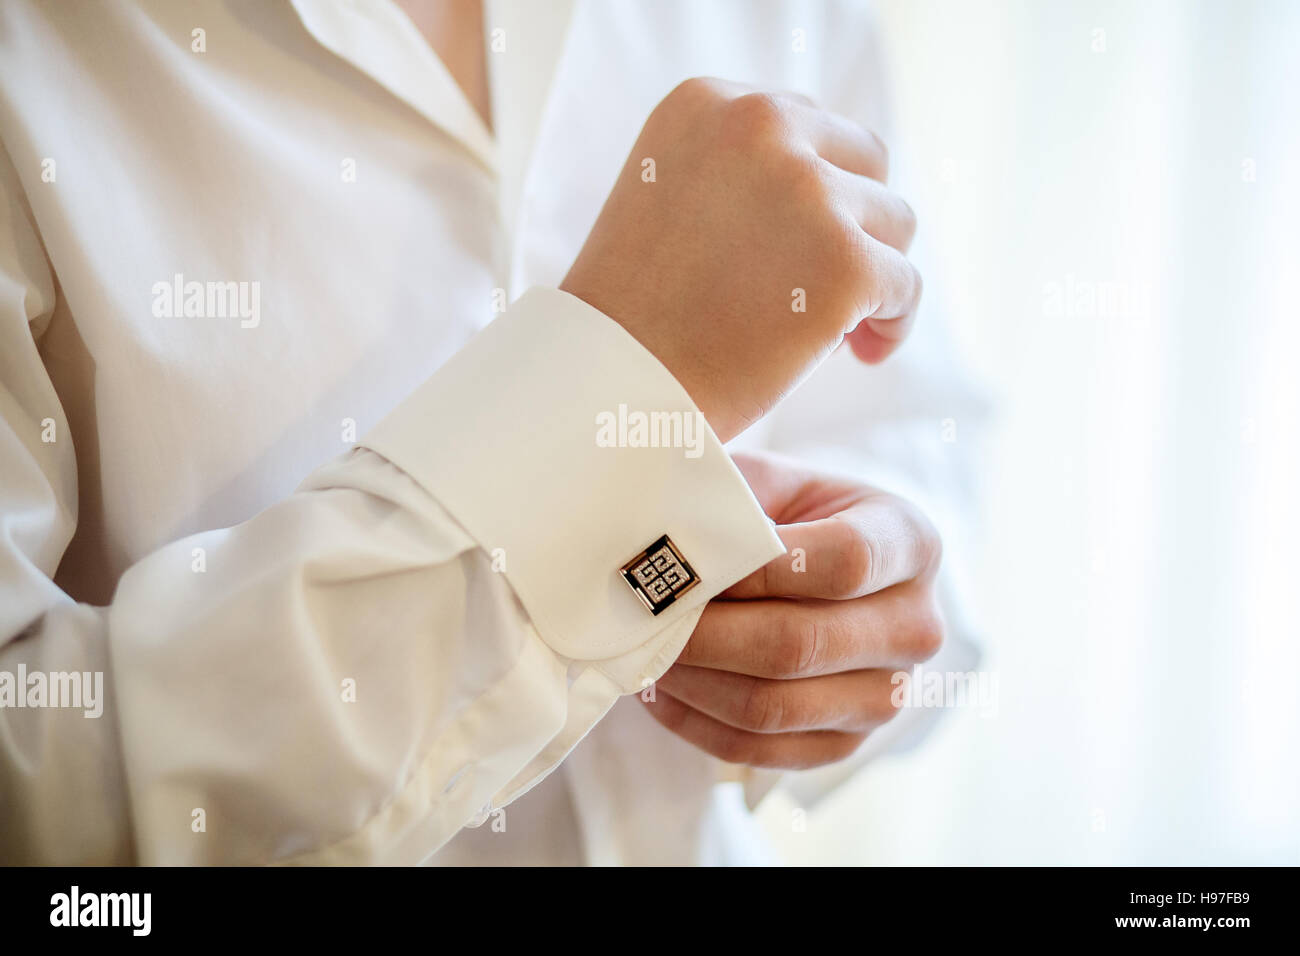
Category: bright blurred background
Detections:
[{"x1": 757, "y1": 0, "x2": 1300, "y2": 864}]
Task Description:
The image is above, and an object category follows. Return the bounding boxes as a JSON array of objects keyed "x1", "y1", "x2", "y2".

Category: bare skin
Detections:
[
  {"x1": 644, "y1": 451, "x2": 945, "y2": 769},
  {"x1": 395, "y1": 0, "x2": 493, "y2": 131}
]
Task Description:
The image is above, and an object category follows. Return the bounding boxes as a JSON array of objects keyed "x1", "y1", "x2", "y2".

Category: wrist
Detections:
[{"x1": 557, "y1": 277, "x2": 740, "y2": 442}]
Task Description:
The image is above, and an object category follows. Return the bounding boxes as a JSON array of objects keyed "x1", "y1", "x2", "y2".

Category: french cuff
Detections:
[{"x1": 360, "y1": 286, "x2": 785, "y2": 662}]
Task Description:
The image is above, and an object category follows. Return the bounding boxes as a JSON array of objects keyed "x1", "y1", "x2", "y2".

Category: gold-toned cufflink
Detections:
[{"x1": 620, "y1": 534, "x2": 699, "y2": 615}]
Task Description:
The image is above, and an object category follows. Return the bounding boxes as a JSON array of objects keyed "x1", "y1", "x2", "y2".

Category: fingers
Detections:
[
  {"x1": 830, "y1": 168, "x2": 915, "y2": 252},
  {"x1": 680, "y1": 581, "x2": 945, "y2": 678},
  {"x1": 803, "y1": 117, "x2": 917, "y2": 359},
  {"x1": 753, "y1": 93, "x2": 887, "y2": 180},
  {"x1": 641, "y1": 690, "x2": 867, "y2": 770},
  {"x1": 846, "y1": 309, "x2": 919, "y2": 364},
  {"x1": 709, "y1": 84, "x2": 890, "y2": 185},
  {"x1": 786, "y1": 100, "x2": 910, "y2": 252},
  {"x1": 848, "y1": 231, "x2": 923, "y2": 327},
  {"x1": 796, "y1": 104, "x2": 889, "y2": 182},
  {"x1": 699, "y1": 82, "x2": 919, "y2": 358},
  {"x1": 726, "y1": 451, "x2": 811, "y2": 519},
  {"x1": 725, "y1": 495, "x2": 942, "y2": 601},
  {"x1": 786, "y1": 102, "x2": 909, "y2": 255},
  {"x1": 665, "y1": 80, "x2": 919, "y2": 367},
  {"x1": 655, "y1": 663, "x2": 902, "y2": 734},
  {"x1": 825, "y1": 152, "x2": 920, "y2": 363}
]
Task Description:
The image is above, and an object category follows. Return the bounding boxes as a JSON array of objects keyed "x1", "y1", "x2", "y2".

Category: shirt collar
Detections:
[
  {"x1": 289, "y1": 0, "x2": 501, "y2": 174},
  {"x1": 485, "y1": 0, "x2": 576, "y2": 239}
]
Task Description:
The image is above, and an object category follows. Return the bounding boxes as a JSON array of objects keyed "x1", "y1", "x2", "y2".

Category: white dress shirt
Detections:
[{"x1": 0, "y1": 0, "x2": 982, "y2": 865}]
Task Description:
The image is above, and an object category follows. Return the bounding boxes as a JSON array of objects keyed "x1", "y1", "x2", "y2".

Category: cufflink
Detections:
[{"x1": 620, "y1": 534, "x2": 700, "y2": 615}]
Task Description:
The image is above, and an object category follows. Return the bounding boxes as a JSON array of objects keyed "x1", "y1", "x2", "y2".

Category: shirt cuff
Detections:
[{"x1": 359, "y1": 286, "x2": 785, "y2": 662}]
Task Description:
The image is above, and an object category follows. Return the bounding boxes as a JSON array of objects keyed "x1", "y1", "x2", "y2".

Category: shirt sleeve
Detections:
[{"x1": 0, "y1": 142, "x2": 785, "y2": 863}]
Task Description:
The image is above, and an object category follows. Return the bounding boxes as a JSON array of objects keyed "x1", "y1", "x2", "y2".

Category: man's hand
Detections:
[
  {"x1": 642, "y1": 451, "x2": 945, "y2": 770},
  {"x1": 561, "y1": 78, "x2": 920, "y2": 443}
]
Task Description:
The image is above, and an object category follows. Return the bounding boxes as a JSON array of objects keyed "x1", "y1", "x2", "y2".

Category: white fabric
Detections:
[{"x1": 0, "y1": 0, "x2": 981, "y2": 865}]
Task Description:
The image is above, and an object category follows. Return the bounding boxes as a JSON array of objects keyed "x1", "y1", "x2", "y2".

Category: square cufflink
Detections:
[{"x1": 620, "y1": 534, "x2": 700, "y2": 615}]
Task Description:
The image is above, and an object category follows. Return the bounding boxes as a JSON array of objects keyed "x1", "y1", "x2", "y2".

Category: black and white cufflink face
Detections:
[{"x1": 620, "y1": 534, "x2": 699, "y2": 615}]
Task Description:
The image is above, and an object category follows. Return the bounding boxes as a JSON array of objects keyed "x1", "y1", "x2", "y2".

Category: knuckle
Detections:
[
  {"x1": 739, "y1": 679, "x2": 785, "y2": 732},
  {"x1": 724, "y1": 91, "x2": 791, "y2": 143},
  {"x1": 776, "y1": 611, "x2": 823, "y2": 677},
  {"x1": 654, "y1": 77, "x2": 726, "y2": 130},
  {"x1": 665, "y1": 76, "x2": 721, "y2": 108},
  {"x1": 826, "y1": 518, "x2": 874, "y2": 598},
  {"x1": 779, "y1": 152, "x2": 833, "y2": 205},
  {"x1": 905, "y1": 606, "x2": 946, "y2": 662}
]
